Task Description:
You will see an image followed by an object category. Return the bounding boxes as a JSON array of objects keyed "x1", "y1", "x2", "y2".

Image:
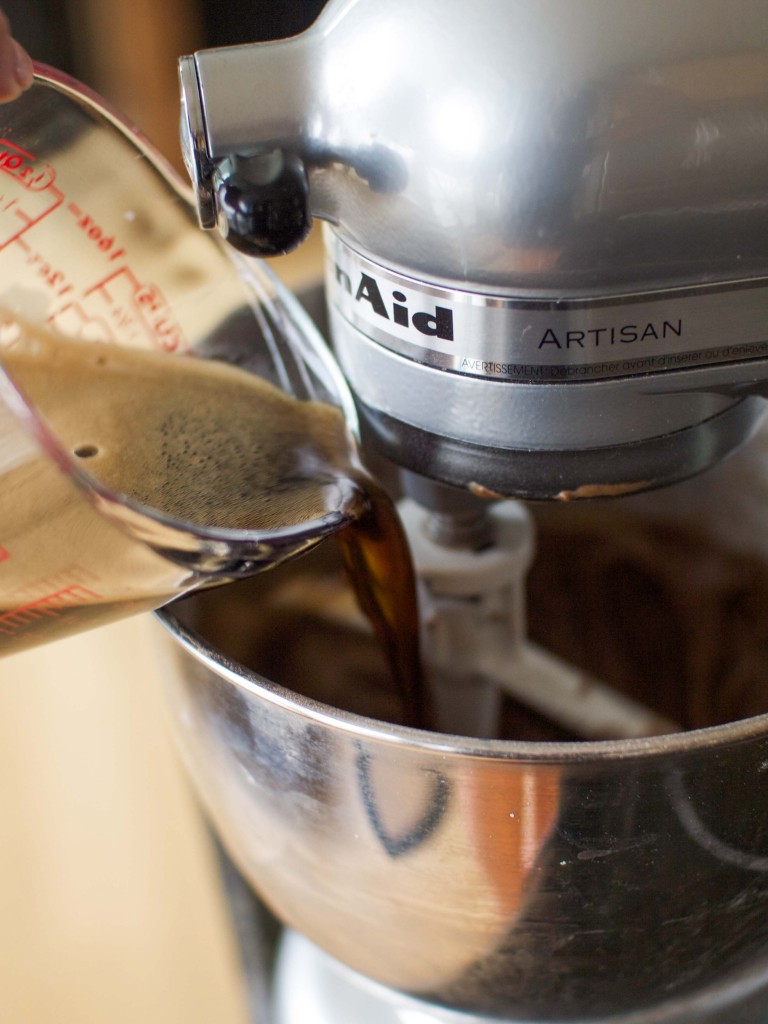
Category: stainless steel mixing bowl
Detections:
[{"x1": 155, "y1": 467, "x2": 768, "y2": 1021}]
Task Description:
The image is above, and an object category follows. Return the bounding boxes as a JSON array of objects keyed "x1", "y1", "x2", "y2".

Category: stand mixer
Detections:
[{"x1": 160, "y1": 1, "x2": 768, "y2": 1021}]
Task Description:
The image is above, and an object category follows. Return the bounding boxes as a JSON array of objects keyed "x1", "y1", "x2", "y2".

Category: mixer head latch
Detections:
[
  {"x1": 178, "y1": 54, "x2": 311, "y2": 257},
  {"x1": 211, "y1": 151, "x2": 310, "y2": 258}
]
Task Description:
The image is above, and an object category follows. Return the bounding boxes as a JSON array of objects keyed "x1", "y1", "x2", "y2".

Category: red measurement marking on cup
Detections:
[
  {"x1": 0, "y1": 584, "x2": 100, "y2": 637},
  {"x1": 0, "y1": 547, "x2": 11, "y2": 564},
  {"x1": 0, "y1": 141, "x2": 64, "y2": 250},
  {"x1": 0, "y1": 140, "x2": 189, "y2": 352},
  {"x1": 69, "y1": 266, "x2": 187, "y2": 352},
  {"x1": 67, "y1": 203, "x2": 127, "y2": 263},
  {"x1": 50, "y1": 264, "x2": 188, "y2": 351},
  {"x1": 24, "y1": 248, "x2": 76, "y2": 300}
]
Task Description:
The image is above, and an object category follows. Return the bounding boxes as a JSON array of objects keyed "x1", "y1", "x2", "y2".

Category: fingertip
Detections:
[
  {"x1": 0, "y1": 36, "x2": 33, "y2": 102},
  {"x1": 13, "y1": 39, "x2": 33, "y2": 91}
]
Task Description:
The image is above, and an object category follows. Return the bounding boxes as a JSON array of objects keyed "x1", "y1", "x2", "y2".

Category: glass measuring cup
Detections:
[{"x1": 0, "y1": 65, "x2": 361, "y2": 655}]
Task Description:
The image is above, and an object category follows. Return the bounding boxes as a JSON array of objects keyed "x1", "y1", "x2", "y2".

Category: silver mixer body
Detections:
[{"x1": 180, "y1": 0, "x2": 768, "y2": 498}]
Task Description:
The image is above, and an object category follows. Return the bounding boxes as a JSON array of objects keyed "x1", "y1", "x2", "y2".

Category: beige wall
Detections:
[{"x1": 70, "y1": 0, "x2": 204, "y2": 172}]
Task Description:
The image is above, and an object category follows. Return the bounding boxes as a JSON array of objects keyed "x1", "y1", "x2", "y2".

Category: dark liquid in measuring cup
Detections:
[{"x1": 1, "y1": 329, "x2": 427, "y2": 726}]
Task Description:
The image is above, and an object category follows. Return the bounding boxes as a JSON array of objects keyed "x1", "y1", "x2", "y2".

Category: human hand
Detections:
[{"x1": 0, "y1": 10, "x2": 33, "y2": 102}]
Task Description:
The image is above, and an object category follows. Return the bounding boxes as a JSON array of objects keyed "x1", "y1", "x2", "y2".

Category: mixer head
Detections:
[{"x1": 179, "y1": 0, "x2": 768, "y2": 499}]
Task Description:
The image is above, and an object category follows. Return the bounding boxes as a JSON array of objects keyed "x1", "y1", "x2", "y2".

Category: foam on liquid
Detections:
[{"x1": 4, "y1": 331, "x2": 356, "y2": 532}]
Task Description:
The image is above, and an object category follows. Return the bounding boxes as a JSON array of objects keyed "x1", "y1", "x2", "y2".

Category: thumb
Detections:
[{"x1": 0, "y1": 18, "x2": 33, "y2": 103}]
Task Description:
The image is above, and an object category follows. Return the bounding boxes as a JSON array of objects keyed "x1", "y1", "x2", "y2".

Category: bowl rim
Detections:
[{"x1": 156, "y1": 605, "x2": 768, "y2": 764}]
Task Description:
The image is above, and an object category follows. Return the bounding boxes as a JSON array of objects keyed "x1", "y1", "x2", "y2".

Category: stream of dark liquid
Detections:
[{"x1": 338, "y1": 472, "x2": 431, "y2": 729}]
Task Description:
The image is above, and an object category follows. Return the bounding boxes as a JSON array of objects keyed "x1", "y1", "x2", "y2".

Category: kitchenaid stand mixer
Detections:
[{"x1": 164, "y1": 1, "x2": 768, "y2": 1021}]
